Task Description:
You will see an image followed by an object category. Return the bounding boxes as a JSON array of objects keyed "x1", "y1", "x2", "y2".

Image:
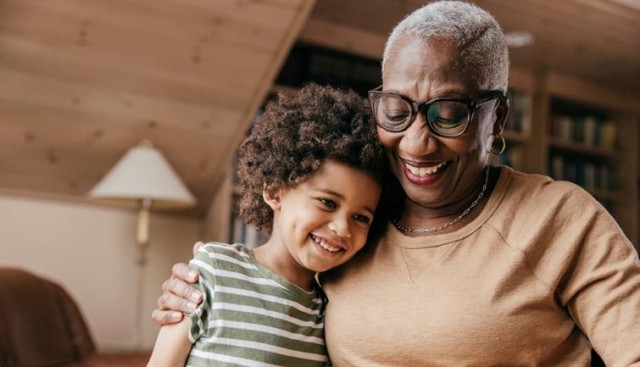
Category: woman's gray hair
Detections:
[{"x1": 382, "y1": 0, "x2": 509, "y2": 92}]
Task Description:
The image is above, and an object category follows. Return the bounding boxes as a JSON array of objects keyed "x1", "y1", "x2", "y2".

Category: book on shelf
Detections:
[
  {"x1": 583, "y1": 116, "x2": 596, "y2": 147},
  {"x1": 551, "y1": 114, "x2": 617, "y2": 150},
  {"x1": 505, "y1": 89, "x2": 530, "y2": 134},
  {"x1": 549, "y1": 154, "x2": 617, "y2": 192},
  {"x1": 600, "y1": 120, "x2": 617, "y2": 150}
]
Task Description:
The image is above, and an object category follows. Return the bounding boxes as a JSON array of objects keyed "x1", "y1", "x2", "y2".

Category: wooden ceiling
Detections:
[
  {"x1": 1, "y1": 0, "x2": 639, "y2": 217},
  {"x1": 0, "y1": 0, "x2": 314, "y2": 215},
  {"x1": 305, "y1": 0, "x2": 640, "y2": 95}
]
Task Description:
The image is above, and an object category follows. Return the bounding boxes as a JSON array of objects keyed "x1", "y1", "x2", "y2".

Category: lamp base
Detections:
[{"x1": 134, "y1": 199, "x2": 151, "y2": 349}]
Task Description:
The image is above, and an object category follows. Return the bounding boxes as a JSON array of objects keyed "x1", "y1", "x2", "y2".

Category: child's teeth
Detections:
[{"x1": 313, "y1": 237, "x2": 341, "y2": 252}]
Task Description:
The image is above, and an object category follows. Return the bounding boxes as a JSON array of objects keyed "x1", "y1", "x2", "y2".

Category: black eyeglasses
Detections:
[{"x1": 368, "y1": 86, "x2": 505, "y2": 137}]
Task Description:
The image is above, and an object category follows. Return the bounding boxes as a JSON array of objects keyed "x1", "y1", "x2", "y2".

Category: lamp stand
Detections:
[
  {"x1": 87, "y1": 139, "x2": 196, "y2": 349},
  {"x1": 134, "y1": 198, "x2": 151, "y2": 349}
]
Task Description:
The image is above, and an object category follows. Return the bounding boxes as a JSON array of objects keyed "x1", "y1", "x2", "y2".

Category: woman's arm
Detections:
[
  {"x1": 147, "y1": 317, "x2": 193, "y2": 366},
  {"x1": 152, "y1": 243, "x2": 205, "y2": 325}
]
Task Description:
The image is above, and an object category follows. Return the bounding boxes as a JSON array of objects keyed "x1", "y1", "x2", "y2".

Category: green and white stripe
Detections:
[{"x1": 186, "y1": 242, "x2": 328, "y2": 367}]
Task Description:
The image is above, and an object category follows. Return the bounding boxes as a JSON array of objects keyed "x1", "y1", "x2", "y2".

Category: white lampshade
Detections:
[{"x1": 89, "y1": 140, "x2": 196, "y2": 210}]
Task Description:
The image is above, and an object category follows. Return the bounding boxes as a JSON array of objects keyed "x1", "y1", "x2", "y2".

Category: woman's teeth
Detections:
[
  {"x1": 406, "y1": 162, "x2": 446, "y2": 177},
  {"x1": 312, "y1": 236, "x2": 342, "y2": 252}
]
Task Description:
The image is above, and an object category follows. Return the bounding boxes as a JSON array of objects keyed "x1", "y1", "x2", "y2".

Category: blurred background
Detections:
[{"x1": 0, "y1": 0, "x2": 638, "y2": 356}]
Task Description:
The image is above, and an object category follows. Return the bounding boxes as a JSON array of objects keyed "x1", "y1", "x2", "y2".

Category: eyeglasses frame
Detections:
[{"x1": 368, "y1": 85, "x2": 506, "y2": 137}]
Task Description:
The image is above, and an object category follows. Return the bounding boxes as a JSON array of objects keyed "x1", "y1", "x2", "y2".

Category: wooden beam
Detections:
[{"x1": 299, "y1": 17, "x2": 386, "y2": 60}]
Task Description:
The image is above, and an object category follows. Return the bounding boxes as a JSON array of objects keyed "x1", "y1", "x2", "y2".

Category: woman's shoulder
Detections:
[
  {"x1": 491, "y1": 167, "x2": 636, "y2": 297},
  {"x1": 489, "y1": 166, "x2": 609, "y2": 242}
]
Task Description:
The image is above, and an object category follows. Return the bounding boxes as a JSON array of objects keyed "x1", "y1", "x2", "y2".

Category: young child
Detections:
[{"x1": 147, "y1": 84, "x2": 388, "y2": 366}]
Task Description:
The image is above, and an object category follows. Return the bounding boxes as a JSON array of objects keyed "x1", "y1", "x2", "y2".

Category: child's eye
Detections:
[
  {"x1": 319, "y1": 198, "x2": 337, "y2": 209},
  {"x1": 354, "y1": 214, "x2": 372, "y2": 224}
]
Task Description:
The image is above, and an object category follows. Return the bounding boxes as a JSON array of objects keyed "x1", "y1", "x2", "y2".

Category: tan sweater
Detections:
[{"x1": 322, "y1": 167, "x2": 640, "y2": 367}]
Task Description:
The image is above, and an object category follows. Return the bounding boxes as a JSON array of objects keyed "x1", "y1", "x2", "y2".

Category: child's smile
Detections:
[
  {"x1": 258, "y1": 160, "x2": 381, "y2": 290},
  {"x1": 310, "y1": 233, "x2": 346, "y2": 254}
]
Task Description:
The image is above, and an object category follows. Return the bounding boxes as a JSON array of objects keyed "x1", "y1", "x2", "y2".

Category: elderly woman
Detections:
[{"x1": 152, "y1": 1, "x2": 640, "y2": 365}]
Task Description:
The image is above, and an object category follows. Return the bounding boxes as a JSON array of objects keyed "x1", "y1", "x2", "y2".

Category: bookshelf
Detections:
[
  {"x1": 274, "y1": 42, "x2": 381, "y2": 95},
  {"x1": 546, "y1": 78, "x2": 638, "y2": 246},
  {"x1": 548, "y1": 98, "x2": 622, "y2": 210},
  {"x1": 497, "y1": 68, "x2": 639, "y2": 246}
]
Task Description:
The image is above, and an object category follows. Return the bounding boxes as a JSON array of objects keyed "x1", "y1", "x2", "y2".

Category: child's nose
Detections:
[{"x1": 328, "y1": 218, "x2": 351, "y2": 239}]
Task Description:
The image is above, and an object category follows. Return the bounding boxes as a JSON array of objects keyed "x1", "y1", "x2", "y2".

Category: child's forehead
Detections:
[
  {"x1": 298, "y1": 161, "x2": 379, "y2": 188},
  {"x1": 290, "y1": 159, "x2": 369, "y2": 180},
  {"x1": 268, "y1": 159, "x2": 373, "y2": 191}
]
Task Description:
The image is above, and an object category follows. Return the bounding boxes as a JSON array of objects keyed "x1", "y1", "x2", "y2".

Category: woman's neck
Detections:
[{"x1": 396, "y1": 166, "x2": 498, "y2": 235}]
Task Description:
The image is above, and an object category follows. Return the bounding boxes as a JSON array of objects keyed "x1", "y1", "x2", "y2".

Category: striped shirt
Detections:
[{"x1": 186, "y1": 242, "x2": 329, "y2": 367}]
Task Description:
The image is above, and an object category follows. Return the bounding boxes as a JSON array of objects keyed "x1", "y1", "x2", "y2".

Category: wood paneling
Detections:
[
  {"x1": 0, "y1": 0, "x2": 315, "y2": 216},
  {"x1": 0, "y1": 0, "x2": 638, "y2": 218}
]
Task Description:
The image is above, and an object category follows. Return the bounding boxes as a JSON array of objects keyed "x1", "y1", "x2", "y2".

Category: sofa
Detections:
[{"x1": 0, "y1": 268, "x2": 150, "y2": 367}]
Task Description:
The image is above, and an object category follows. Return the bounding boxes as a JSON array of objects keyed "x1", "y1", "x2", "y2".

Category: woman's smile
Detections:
[{"x1": 402, "y1": 159, "x2": 450, "y2": 185}]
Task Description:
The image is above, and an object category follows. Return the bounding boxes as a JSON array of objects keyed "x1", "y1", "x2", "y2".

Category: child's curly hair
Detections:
[{"x1": 237, "y1": 83, "x2": 388, "y2": 234}]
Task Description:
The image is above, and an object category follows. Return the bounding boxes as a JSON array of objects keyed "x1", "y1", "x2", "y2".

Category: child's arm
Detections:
[{"x1": 147, "y1": 316, "x2": 193, "y2": 367}]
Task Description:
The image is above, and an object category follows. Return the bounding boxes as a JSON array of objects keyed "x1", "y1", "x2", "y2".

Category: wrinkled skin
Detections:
[{"x1": 378, "y1": 37, "x2": 508, "y2": 229}]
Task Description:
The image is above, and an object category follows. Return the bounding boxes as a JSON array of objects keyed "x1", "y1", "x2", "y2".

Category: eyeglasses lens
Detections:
[
  {"x1": 375, "y1": 94, "x2": 470, "y2": 136},
  {"x1": 427, "y1": 101, "x2": 469, "y2": 136},
  {"x1": 376, "y1": 95, "x2": 411, "y2": 132}
]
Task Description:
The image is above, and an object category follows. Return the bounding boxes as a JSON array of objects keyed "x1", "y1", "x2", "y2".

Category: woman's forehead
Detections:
[
  {"x1": 383, "y1": 37, "x2": 485, "y2": 96},
  {"x1": 384, "y1": 51, "x2": 478, "y2": 96}
]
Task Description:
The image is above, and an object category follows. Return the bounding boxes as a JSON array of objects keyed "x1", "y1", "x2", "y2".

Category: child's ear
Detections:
[{"x1": 263, "y1": 189, "x2": 281, "y2": 211}]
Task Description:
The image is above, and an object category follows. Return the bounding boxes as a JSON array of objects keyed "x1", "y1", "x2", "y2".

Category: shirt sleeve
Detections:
[
  {"x1": 187, "y1": 247, "x2": 216, "y2": 343},
  {"x1": 556, "y1": 189, "x2": 640, "y2": 366}
]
